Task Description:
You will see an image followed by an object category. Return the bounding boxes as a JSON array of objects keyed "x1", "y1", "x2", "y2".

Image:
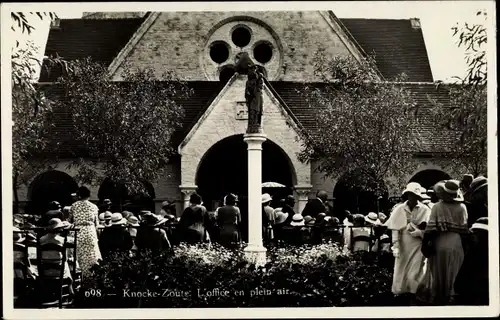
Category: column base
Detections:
[{"x1": 243, "y1": 245, "x2": 267, "y2": 266}]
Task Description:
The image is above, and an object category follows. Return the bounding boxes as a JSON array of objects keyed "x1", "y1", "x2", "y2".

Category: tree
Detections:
[
  {"x1": 12, "y1": 41, "x2": 56, "y2": 213},
  {"x1": 54, "y1": 58, "x2": 192, "y2": 203},
  {"x1": 430, "y1": 10, "x2": 487, "y2": 176},
  {"x1": 11, "y1": 12, "x2": 58, "y2": 35},
  {"x1": 298, "y1": 54, "x2": 422, "y2": 200}
]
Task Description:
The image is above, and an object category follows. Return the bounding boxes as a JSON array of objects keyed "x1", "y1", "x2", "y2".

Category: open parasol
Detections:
[{"x1": 261, "y1": 182, "x2": 286, "y2": 188}]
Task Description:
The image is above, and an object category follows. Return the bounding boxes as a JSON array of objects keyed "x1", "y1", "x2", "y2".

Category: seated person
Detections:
[
  {"x1": 348, "y1": 214, "x2": 372, "y2": 252},
  {"x1": 39, "y1": 218, "x2": 74, "y2": 295},
  {"x1": 135, "y1": 212, "x2": 171, "y2": 253},
  {"x1": 323, "y1": 217, "x2": 344, "y2": 246},
  {"x1": 99, "y1": 213, "x2": 134, "y2": 259}
]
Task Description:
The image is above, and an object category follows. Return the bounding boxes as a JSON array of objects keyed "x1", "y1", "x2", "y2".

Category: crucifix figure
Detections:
[{"x1": 235, "y1": 52, "x2": 264, "y2": 134}]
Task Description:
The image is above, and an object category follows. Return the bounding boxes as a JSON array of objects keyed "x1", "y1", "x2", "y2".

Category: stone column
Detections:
[
  {"x1": 243, "y1": 133, "x2": 267, "y2": 266},
  {"x1": 179, "y1": 185, "x2": 198, "y2": 211},
  {"x1": 294, "y1": 185, "x2": 312, "y2": 215}
]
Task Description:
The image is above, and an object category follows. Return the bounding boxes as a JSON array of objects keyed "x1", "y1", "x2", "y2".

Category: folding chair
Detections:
[
  {"x1": 13, "y1": 240, "x2": 30, "y2": 306},
  {"x1": 36, "y1": 232, "x2": 74, "y2": 309}
]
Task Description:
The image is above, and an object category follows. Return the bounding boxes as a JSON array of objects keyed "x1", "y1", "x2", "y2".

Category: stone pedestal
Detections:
[
  {"x1": 179, "y1": 185, "x2": 198, "y2": 211},
  {"x1": 243, "y1": 133, "x2": 267, "y2": 266},
  {"x1": 294, "y1": 185, "x2": 312, "y2": 215}
]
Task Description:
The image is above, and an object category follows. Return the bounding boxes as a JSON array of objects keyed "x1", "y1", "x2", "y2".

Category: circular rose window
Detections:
[{"x1": 201, "y1": 18, "x2": 283, "y2": 81}]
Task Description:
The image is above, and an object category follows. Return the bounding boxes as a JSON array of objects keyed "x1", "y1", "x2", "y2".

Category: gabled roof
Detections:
[
  {"x1": 38, "y1": 81, "x2": 454, "y2": 157},
  {"x1": 39, "y1": 15, "x2": 434, "y2": 82},
  {"x1": 39, "y1": 17, "x2": 145, "y2": 82},
  {"x1": 340, "y1": 18, "x2": 434, "y2": 82}
]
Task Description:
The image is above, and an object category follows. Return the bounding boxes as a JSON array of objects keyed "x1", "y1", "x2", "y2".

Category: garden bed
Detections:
[{"x1": 76, "y1": 244, "x2": 395, "y2": 308}]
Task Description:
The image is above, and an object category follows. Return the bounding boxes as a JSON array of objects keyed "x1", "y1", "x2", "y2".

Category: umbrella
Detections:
[{"x1": 262, "y1": 182, "x2": 286, "y2": 188}]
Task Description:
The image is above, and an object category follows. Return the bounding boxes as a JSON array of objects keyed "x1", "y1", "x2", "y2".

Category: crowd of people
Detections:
[{"x1": 12, "y1": 174, "x2": 489, "y2": 306}]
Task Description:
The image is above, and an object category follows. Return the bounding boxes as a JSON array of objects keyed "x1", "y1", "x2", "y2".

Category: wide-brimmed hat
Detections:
[
  {"x1": 402, "y1": 182, "x2": 424, "y2": 199},
  {"x1": 126, "y1": 215, "x2": 140, "y2": 227},
  {"x1": 98, "y1": 212, "x2": 105, "y2": 221},
  {"x1": 290, "y1": 213, "x2": 305, "y2": 226},
  {"x1": 306, "y1": 218, "x2": 316, "y2": 226},
  {"x1": 420, "y1": 192, "x2": 431, "y2": 200},
  {"x1": 47, "y1": 218, "x2": 66, "y2": 231},
  {"x1": 378, "y1": 212, "x2": 387, "y2": 222},
  {"x1": 442, "y1": 180, "x2": 464, "y2": 202},
  {"x1": 104, "y1": 211, "x2": 112, "y2": 220},
  {"x1": 316, "y1": 212, "x2": 326, "y2": 222},
  {"x1": 327, "y1": 216, "x2": 340, "y2": 227},
  {"x1": 275, "y1": 211, "x2": 288, "y2": 224},
  {"x1": 433, "y1": 181, "x2": 446, "y2": 196},
  {"x1": 13, "y1": 227, "x2": 25, "y2": 243},
  {"x1": 110, "y1": 213, "x2": 127, "y2": 226},
  {"x1": 122, "y1": 211, "x2": 134, "y2": 219},
  {"x1": 469, "y1": 176, "x2": 487, "y2": 193},
  {"x1": 261, "y1": 193, "x2": 272, "y2": 204},
  {"x1": 471, "y1": 217, "x2": 488, "y2": 231},
  {"x1": 303, "y1": 215, "x2": 313, "y2": 224},
  {"x1": 365, "y1": 212, "x2": 382, "y2": 225}
]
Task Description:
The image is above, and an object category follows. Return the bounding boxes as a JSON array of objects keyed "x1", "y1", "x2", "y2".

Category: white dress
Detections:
[{"x1": 71, "y1": 200, "x2": 102, "y2": 277}]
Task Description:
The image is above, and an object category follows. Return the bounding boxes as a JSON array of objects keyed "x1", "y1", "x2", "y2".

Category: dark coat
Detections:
[
  {"x1": 135, "y1": 226, "x2": 171, "y2": 252},
  {"x1": 178, "y1": 205, "x2": 209, "y2": 244},
  {"x1": 301, "y1": 199, "x2": 326, "y2": 218},
  {"x1": 99, "y1": 226, "x2": 134, "y2": 258}
]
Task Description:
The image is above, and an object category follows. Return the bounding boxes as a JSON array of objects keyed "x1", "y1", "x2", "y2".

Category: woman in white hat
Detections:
[
  {"x1": 261, "y1": 193, "x2": 276, "y2": 244},
  {"x1": 98, "y1": 213, "x2": 134, "y2": 259},
  {"x1": 384, "y1": 182, "x2": 431, "y2": 302},
  {"x1": 418, "y1": 180, "x2": 469, "y2": 305}
]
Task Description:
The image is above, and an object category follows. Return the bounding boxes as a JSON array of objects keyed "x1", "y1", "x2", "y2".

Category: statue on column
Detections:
[{"x1": 235, "y1": 52, "x2": 264, "y2": 134}]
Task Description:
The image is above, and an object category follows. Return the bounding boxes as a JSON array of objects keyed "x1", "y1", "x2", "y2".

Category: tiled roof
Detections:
[
  {"x1": 40, "y1": 16, "x2": 433, "y2": 82},
  {"x1": 39, "y1": 81, "x2": 224, "y2": 157},
  {"x1": 339, "y1": 18, "x2": 434, "y2": 82},
  {"x1": 38, "y1": 81, "x2": 455, "y2": 157},
  {"x1": 39, "y1": 17, "x2": 145, "y2": 82},
  {"x1": 271, "y1": 81, "x2": 456, "y2": 152}
]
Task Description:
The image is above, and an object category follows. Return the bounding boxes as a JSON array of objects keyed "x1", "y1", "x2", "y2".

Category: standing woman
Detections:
[
  {"x1": 418, "y1": 180, "x2": 469, "y2": 305},
  {"x1": 217, "y1": 193, "x2": 242, "y2": 248},
  {"x1": 70, "y1": 186, "x2": 102, "y2": 277},
  {"x1": 384, "y1": 182, "x2": 430, "y2": 302},
  {"x1": 178, "y1": 193, "x2": 209, "y2": 244}
]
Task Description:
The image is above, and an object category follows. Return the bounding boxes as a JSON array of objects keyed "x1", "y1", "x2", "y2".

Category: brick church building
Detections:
[{"x1": 21, "y1": 11, "x2": 456, "y2": 219}]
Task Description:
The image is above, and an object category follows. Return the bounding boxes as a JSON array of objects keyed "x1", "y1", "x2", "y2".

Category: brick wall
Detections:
[{"x1": 113, "y1": 11, "x2": 354, "y2": 82}]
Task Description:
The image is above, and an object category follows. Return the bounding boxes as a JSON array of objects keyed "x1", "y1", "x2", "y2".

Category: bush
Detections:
[{"x1": 75, "y1": 244, "x2": 394, "y2": 308}]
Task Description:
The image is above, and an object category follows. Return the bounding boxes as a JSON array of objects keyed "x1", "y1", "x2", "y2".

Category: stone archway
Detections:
[
  {"x1": 332, "y1": 169, "x2": 390, "y2": 216},
  {"x1": 195, "y1": 134, "x2": 295, "y2": 210},
  {"x1": 27, "y1": 170, "x2": 79, "y2": 215},
  {"x1": 409, "y1": 169, "x2": 451, "y2": 190},
  {"x1": 98, "y1": 178, "x2": 156, "y2": 213},
  {"x1": 195, "y1": 134, "x2": 295, "y2": 242}
]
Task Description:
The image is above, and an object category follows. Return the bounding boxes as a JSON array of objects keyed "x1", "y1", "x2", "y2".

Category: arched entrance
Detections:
[
  {"x1": 196, "y1": 134, "x2": 294, "y2": 241},
  {"x1": 333, "y1": 170, "x2": 389, "y2": 216},
  {"x1": 28, "y1": 170, "x2": 78, "y2": 215},
  {"x1": 409, "y1": 169, "x2": 451, "y2": 190},
  {"x1": 98, "y1": 178, "x2": 156, "y2": 213}
]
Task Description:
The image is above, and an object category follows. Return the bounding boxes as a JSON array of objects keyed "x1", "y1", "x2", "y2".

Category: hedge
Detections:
[{"x1": 75, "y1": 243, "x2": 396, "y2": 308}]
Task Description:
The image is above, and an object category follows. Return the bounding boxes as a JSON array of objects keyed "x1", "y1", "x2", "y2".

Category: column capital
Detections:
[
  {"x1": 179, "y1": 185, "x2": 198, "y2": 195},
  {"x1": 294, "y1": 184, "x2": 312, "y2": 197},
  {"x1": 243, "y1": 133, "x2": 267, "y2": 143}
]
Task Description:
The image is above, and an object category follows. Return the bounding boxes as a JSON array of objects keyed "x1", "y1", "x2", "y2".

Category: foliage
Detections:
[
  {"x1": 11, "y1": 40, "x2": 56, "y2": 211},
  {"x1": 11, "y1": 12, "x2": 58, "y2": 36},
  {"x1": 77, "y1": 244, "x2": 395, "y2": 308},
  {"x1": 429, "y1": 10, "x2": 487, "y2": 176},
  {"x1": 54, "y1": 58, "x2": 192, "y2": 195},
  {"x1": 297, "y1": 54, "x2": 422, "y2": 195}
]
